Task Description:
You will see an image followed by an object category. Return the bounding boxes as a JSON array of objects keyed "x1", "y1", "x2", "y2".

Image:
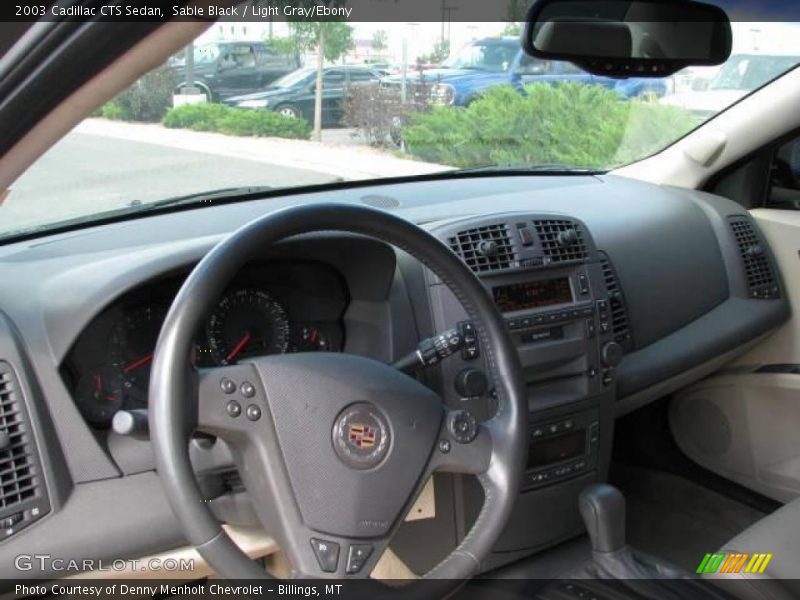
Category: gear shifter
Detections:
[
  {"x1": 579, "y1": 483, "x2": 627, "y2": 553},
  {"x1": 573, "y1": 483, "x2": 689, "y2": 580}
]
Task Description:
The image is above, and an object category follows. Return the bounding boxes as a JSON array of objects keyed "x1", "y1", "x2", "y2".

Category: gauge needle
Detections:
[
  {"x1": 124, "y1": 353, "x2": 154, "y2": 373},
  {"x1": 225, "y1": 332, "x2": 251, "y2": 363}
]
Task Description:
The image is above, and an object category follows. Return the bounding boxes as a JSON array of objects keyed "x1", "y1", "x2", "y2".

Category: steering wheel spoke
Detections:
[
  {"x1": 428, "y1": 409, "x2": 493, "y2": 475},
  {"x1": 195, "y1": 363, "x2": 267, "y2": 438}
]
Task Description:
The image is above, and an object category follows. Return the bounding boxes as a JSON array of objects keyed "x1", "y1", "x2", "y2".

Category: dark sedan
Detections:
[{"x1": 224, "y1": 66, "x2": 384, "y2": 126}]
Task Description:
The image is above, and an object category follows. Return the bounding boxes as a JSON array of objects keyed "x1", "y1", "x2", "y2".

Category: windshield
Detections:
[
  {"x1": 4, "y1": 21, "x2": 800, "y2": 240},
  {"x1": 193, "y1": 43, "x2": 221, "y2": 65},
  {"x1": 710, "y1": 54, "x2": 800, "y2": 90},
  {"x1": 441, "y1": 40, "x2": 519, "y2": 72},
  {"x1": 270, "y1": 68, "x2": 315, "y2": 89}
]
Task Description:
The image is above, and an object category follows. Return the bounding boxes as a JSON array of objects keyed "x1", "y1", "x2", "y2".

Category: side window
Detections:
[
  {"x1": 348, "y1": 70, "x2": 375, "y2": 82},
  {"x1": 517, "y1": 55, "x2": 550, "y2": 75},
  {"x1": 768, "y1": 136, "x2": 800, "y2": 210},
  {"x1": 223, "y1": 45, "x2": 255, "y2": 69},
  {"x1": 323, "y1": 70, "x2": 346, "y2": 88},
  {"x1": 255, "y1": 46, "x2": 280, "y2": 67}
]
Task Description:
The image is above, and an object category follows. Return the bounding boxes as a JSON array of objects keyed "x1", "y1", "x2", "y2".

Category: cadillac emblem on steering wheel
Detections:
[{"x1": 332, "y1": 403, "x2": 390, "y2": 469}]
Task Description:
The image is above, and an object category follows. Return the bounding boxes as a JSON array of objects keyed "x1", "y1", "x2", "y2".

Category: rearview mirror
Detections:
[{"x1": 522, "y1": 0, "x2": 732, "y2": 77}]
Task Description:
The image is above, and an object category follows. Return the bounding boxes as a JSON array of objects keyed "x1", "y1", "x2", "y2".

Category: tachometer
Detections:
[
  {"x1": 108, "y1": 304, "x2": 167, "y2": 406},
  {"x1": 207, "y1": 289, "x2": 289, "y2": 365},
  {"x1": 74, "y1": 365, "x2": 125, "y2": 426}
]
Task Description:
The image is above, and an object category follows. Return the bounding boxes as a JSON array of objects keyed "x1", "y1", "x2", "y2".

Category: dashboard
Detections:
[
  {"x1": 0, "y1": 173, "x2": 789, "y2": 580},
  {"x1": 60, "y1": 261, "x2": 348, "y2": 427}
]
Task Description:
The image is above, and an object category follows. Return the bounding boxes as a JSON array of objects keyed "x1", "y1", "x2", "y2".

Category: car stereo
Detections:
[{"x1": 492, "y1": 277, "x2": 573, "y2": 312}]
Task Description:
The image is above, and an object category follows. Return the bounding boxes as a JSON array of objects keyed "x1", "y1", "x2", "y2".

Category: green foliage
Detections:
[
  {"x1": 289, "y1": 21, "x2": 354, "y2": 62},
  {"x1": 113, "y1": 63, "x2": 176, "y2": 122},
  {"x1": 95, "y1": 101, "x2": 126, "y2": 120},
  {"x1": 371, "y1": 30, "x2": 388, "y2": 53},
  {"x1": 401, "y1": 83, "x2": 696, "y2": 168},
  {"x1": 162, "y1": 103, "x2": 311, "y2": 139},
  {"x1": 268, "y1": 36, "x2": 300, "y2": 56},
  {"x1": 419, "y1": 40, "x2": 451, "y2": 64},
  {"x1": 162, "y1": 103, "x2": 230, "y2": 131}
]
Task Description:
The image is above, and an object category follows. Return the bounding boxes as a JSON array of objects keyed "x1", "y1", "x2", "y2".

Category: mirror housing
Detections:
[{"x1": 522, "y1": 0, "x2": 732, "y2": 78}]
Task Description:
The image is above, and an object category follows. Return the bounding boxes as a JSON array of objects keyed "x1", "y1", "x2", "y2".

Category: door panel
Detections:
[{"x1": 671, "y1": 209, "x2": 800, "y2": 502}]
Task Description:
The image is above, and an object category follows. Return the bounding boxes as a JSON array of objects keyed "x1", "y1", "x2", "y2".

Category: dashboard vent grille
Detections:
[
  {"x1": 0, "y1": 365, "x2": 39, "y2": 510},
  {"x1": 448, "y1": 223, "x2": 516, "y2": 273},
  {"x1": 533, "y1": 219, "x2": 588, "y2": 263},
  {"x1": 728, "y1": 217, "x2": 779, "y2": 299},
  {"x1": 599, "y1": 252, "x2": 632, "y2": 348}
]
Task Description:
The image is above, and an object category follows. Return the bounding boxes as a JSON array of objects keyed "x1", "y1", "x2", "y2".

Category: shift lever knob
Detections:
[{"x1": 579, "y1": 483, "x2": 626, "y2": 553}]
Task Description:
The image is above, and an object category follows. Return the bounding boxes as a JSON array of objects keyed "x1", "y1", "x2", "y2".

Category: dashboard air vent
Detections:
[
  {"x1": 448, "y1": 223, "x2": 516, "y2": 273},
  {"x1": 533, "y1": 219, "x2": 588, "y2": 263},
  {"x1": 0, "y1": 364, "x2": 39, "y2": 512},
  {"x1": 728, "y1": 217, "x2": 779, "y2": 299},
  {"x1": 599, "y1": 252, "x2": 632, "y2": 348}
]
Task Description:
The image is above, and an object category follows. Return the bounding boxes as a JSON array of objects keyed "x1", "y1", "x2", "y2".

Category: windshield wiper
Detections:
[
  {"x1": 136, "y1": 186, "x2": 282, "y2": 210},
  {"x1": 452, "y1": 163, "x2": 606, "y2": 175}
]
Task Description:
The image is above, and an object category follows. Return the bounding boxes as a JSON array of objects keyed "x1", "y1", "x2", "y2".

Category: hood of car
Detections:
[{"x1": 383, "y1": 68, "x2": 505, "y2": 85}]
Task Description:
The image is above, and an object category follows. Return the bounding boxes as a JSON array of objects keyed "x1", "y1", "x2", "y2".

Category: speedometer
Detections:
[{"x1": 207, "y1": 289, "x2": 289, "y2": 365}]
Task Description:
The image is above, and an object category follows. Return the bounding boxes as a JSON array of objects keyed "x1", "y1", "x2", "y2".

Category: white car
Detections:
[{"x1": 662, "y1": 54, "x2": 800, "y2": 120}]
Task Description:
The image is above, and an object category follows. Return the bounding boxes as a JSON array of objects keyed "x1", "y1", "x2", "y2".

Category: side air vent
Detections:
[
  {"x1": 533, "y1": 219, "x2": 588, "y2": 263},
  {"x1": 448, "y1": 223, "x2": 517, "y2": 273},
  {"x1": 0, "y1": 362, "x2": 47, "y2": 537},
  {"x1": 728, "y1": 216, "x2": 780, "y2": 299},
  {"x1": 599, "y1": 252, "x2": 632, "y2": 348}
]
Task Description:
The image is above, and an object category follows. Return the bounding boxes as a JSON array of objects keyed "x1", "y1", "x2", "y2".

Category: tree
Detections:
[
  {"x1": 371, "y1": 30, "x2": 388, "y2": 54},
  {"x1": 502, "y1": 0, "x2": 527, "y2": 37},
  {"x1": 287, "y1": 21, "x2": 354, "y2": 140},
  {"x1": 419, "y1": 40, "x2": 450, "y2": 65}
]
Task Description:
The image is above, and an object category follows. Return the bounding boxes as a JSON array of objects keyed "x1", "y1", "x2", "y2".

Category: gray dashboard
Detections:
[{"x1": 0, "y1": 173, "x2": 789, "y2": 579}]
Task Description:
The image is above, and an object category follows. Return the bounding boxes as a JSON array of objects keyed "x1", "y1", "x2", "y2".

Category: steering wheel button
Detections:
[
  {"x1": 245, "y1": 404, "x2": 261, "y2": 421},
  {"x1": 240, "y1": 381, "x2": 256, "y2": 398},
  {"x1": 310, "y1": 538, "x2": 339, "y2": 573},
  {"x1": 225, "y1": 400, "x2": 241, "y2": 418},
  {"x1": 220, "y1": 378, "x2": 236, "y2": 394},
  {"x1": 346, "y1": 544, "x2": 373, "y2": 574}
]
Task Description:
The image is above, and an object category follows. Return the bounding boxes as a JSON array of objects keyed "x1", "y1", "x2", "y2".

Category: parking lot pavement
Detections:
[
  {"x1": 3, "y1": 119, "x2": 450, "y2": 233},
  {"x1": 75, "y1": 119, "x2": 449, "y2": 180}
]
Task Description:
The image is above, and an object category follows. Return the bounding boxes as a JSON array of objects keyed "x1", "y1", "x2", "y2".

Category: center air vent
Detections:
[
  {"x1": 728, "y1": 216, "x2": 779, "y2": 299},
  {"x1": 0, "y1": 362, "x2": 48, "y2": 538},
  {"x1": 533, "y1": 219, "x2": 588, "y2": 263},
  {"x1": 448, "y1": 223, "x2": 516, "y2": 273},
  {"x1": 599, "y1": 252, "x2": 632, "y2": 349}
]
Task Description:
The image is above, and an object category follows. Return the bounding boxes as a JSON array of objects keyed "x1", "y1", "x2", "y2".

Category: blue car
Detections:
[{"x1": 382, "y1": 37, "x2": 670, "y2": 107}]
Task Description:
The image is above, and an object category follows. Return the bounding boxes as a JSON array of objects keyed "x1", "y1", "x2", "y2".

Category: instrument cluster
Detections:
[{"x1": 61, "y1": 261, "x2": 347, "y2": 427}]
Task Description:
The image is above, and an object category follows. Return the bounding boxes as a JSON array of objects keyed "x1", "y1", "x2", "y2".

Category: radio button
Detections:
[
  {"x1": 578, "y1": 274, "x2": 590, "y2": 295},
  {"x1": 585, "y1": 319, "x2": 596, "y2": 338}
]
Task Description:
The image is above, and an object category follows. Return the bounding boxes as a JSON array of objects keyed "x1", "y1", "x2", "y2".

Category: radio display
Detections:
[{"x1": 493, "y1": 278, "x2": 573, "y2": 313}]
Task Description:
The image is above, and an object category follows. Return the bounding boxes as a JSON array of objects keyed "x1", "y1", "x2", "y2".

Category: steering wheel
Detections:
[{"x1": 149, "y1": 204, "x2": 527, "y2": 596}]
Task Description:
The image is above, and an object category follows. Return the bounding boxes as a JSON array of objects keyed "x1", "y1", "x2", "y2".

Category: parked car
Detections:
[
  {"x1": 380, "y1": 37, "x2": 670, "y2": 108},
  {"x1": 225, "y1": 65, "x2": 385, "y2": 126},
  {"x1": 661, "y1": 53, "x2": 800, "y2": 120},
  {"x1": 173, "y1": 40, "x2": 301, "y2": 101}
]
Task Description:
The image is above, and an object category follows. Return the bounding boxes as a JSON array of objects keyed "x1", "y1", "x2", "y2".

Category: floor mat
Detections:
[{"x1": 610, "y1": 463, "x2": 767, "y2": 571}]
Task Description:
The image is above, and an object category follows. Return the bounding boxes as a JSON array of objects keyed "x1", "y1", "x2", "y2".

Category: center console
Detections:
[{"x1": 425, "y1": 213, "x2": 631, "y2": 566}]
